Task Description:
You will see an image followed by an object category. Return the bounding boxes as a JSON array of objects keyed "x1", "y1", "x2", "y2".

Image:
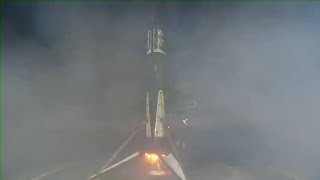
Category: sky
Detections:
[{"x1": 2, "y1": 2, "x2": 320, "y2": 180}]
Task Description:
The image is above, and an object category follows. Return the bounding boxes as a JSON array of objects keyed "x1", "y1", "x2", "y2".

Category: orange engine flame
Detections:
[
  {"x1": 144, "y1": 153, "x2": 168, "y2": 176},
  {"x1": 144, "y1": 153, "x2": 159, "y2": 164}
]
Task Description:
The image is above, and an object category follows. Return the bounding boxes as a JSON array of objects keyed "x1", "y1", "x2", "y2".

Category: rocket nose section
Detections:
[{"x1": 146, "y1": 23, "x2": 166, "y2": 55}]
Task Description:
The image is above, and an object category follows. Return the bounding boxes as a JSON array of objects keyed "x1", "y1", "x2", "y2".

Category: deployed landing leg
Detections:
[{"x1": 161, "y1": 153, "x2": 187, "y2": 180}]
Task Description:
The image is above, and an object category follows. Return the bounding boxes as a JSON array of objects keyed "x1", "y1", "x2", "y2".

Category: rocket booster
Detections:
[
  {"x1": 87, "y1": 7, "x2": 188, "y2": 180},
  {"x1": 145, "y1": 13, "x2": 168, "y2": 138}
]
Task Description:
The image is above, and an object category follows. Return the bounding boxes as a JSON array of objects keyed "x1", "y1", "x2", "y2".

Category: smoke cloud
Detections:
[{"x1": 2, "y1": 2, "x2": 320, "y2": 180}]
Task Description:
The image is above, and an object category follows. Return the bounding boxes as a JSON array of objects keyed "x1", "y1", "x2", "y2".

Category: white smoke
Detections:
[{"x1": 3, "y1": 2, "x2": 320, "y2": 180}]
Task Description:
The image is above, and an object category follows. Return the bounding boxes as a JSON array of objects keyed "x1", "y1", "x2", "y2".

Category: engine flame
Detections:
[
  {"x1": 144, "y1": 153, "x2": 159, "y2": 164},
  {"x1": 144, "y1": 153, "x2": 167, "y2": 176}
]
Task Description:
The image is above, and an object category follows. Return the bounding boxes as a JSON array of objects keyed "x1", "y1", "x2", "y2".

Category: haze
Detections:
[{"x1": 2, "y1": 2, "x2": 320, "y2": 180}]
